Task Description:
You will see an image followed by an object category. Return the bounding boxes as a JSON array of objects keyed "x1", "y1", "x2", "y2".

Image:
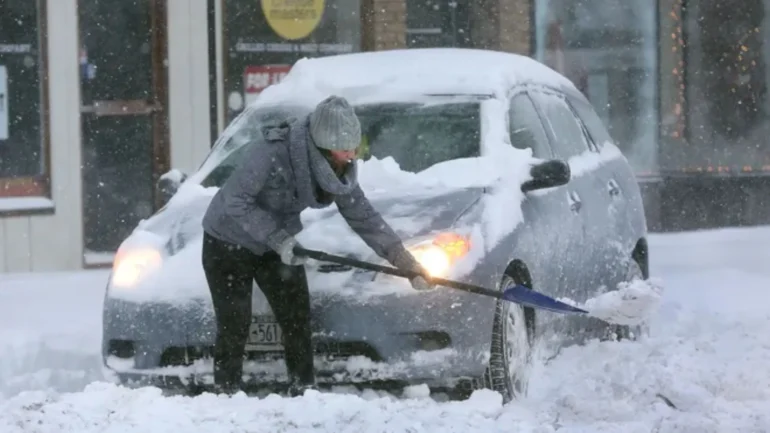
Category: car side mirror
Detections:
[
  {"x1": 521, "y1": 159, "x2": 570, "y2": 193},
  {"x1": 157, "y1": 169, "x2": 188, "y2": 206}
]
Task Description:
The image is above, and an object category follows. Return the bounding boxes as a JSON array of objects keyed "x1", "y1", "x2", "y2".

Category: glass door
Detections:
[{"x1": 78, "y1": 0, "x2": 169, "y2": 262}]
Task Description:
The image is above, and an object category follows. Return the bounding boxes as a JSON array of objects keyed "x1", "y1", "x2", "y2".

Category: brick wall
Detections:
[
  {"x1": 361, "y1": 0, "x2": 407, "y2": 51},
  {"x1": 498, "y1": 0, "x2": 531, "y2": 55},
  {"x1": 361, "y1": 0, "x2": 532, "y2": 55}
]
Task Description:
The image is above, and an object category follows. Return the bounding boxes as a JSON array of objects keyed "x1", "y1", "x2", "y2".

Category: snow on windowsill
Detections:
[
  {"x1": 83, "y1": 251, "x2": 116, "y2": 266},
  {"x1": 0, "y1": 196, "x2": 55, "y2": 212}
]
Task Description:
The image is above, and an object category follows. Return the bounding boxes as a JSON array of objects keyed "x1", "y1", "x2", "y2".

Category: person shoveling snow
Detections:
[{"x1": 200, "y1": 95, "x2": 435, "y2": 397}]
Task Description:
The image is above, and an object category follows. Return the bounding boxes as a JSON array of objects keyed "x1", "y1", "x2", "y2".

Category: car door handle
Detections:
[
  {"x1": 607, "y1": 179, "x2": 621, "y2": 197},
  {"x1": 567, "y1": 191, "x2": 582, "y2": 213}
]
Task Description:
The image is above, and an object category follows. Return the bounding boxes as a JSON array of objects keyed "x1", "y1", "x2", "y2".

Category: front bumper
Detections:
[
  {"x1": 105, "y1": 355, "x2": 478, "y2": 398},
  {"x1": 102, "y1": 279, "x2": 496, "y2": 392}
]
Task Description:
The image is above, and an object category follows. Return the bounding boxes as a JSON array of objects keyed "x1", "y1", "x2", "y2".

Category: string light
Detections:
[
  {"x1": 669, "y1": 3, "x2": 768, "y2": 171},
  {"x1": 670, "y1": 0, "x2": 686, "y2": 140}
]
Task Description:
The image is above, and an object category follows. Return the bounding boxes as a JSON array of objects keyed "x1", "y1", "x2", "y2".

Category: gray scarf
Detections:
[{"x1": 288, "y1": 116, "x2": 359, "y2": 209}]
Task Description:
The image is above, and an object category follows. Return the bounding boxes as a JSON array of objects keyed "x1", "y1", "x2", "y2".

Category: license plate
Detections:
[{"x1": 245, "y1": 315, "x2": 284, "y2": 351}]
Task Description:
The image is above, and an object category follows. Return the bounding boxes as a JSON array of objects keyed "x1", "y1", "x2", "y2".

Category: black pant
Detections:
[{"x1": 201, "y1": 232, "x2": 314, "y2": 389}]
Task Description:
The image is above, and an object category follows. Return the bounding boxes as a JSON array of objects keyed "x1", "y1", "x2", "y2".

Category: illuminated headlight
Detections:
[
  {"x1": 405, "y1": 232, "x2": 472, "y2": 278},
  {"x1": 410, "y1": 244, "x2": 452, "y2": 277},
  {"x1": 110, "y1": 247, "x2": 163, "y2": 289}
]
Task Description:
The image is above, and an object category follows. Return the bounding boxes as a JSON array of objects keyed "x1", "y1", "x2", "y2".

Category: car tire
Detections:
[{"x1": 477, "y1": 272, "x2": 534, "y2": 404}]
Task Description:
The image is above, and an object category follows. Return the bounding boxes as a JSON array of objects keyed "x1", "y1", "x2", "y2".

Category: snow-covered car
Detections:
[{"x1": 101, "y1": 48, "x2": 649, "y2": 403}]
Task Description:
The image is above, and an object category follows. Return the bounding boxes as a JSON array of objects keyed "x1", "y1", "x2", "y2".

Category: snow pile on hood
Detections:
[{"x1": 354, "y1": 155, "x2": 506, "y2": 194}]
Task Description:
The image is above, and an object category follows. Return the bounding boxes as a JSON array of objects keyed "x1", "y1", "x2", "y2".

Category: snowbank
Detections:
[
  {"x1": 3, "y1": 227, "x2": 770, "y2": 431},
  {"x1": 0, "y1": 271, "x2": 110, "y2": 399}
]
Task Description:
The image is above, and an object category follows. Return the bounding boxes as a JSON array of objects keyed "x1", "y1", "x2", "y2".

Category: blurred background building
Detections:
[{"x1": 0, "y1": 0, "x2": 768, "y2": 272}]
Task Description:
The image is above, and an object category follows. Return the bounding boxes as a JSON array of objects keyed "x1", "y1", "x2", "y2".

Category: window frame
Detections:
[
  {"x1": 566, "y1": 95, "x2": 614, "y2": 153},
  {"x1": 507, "y1": 89, "x2": 554, "y2": 159},
  {"x1": 0, "y1": 0, "x2": 52, "y2": 216},
  {"x1": 527, "y1": 88, "x2": 593, "y2": 160}
]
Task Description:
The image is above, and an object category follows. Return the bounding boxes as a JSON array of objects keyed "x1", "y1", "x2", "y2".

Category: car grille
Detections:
[
  {"x1": 107, "y1": 339, "x2": 135, "y2": 358},
  {"x1": 316, "y1": 263, "x2": 353, "y2": 273},
  {"x1": 158, "y1": 340, "x2": 382, "y2": 368}
]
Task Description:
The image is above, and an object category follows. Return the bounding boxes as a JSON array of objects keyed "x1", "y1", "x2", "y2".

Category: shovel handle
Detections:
[
  {"x1": 293, "y1": 246, "x2": 506, "y2": 300},
  {"x1": 295, "y1": 246, "x2": 589, "y2": 316}
]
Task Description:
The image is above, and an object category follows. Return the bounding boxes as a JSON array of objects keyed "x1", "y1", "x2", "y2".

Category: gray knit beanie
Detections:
[{"x1": 309, "y1": 96, "x2": 361, "y2": 151}]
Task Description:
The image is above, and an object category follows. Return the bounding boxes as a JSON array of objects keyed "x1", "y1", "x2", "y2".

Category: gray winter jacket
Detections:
[{"x1": 202, "y1": 115, "x2": 412, "y2": 267}]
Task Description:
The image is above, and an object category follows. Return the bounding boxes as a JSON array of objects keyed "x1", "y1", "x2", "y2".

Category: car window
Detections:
[
  {"x1": 569, "y1": 97, "x2": 615, "y2": 150},
  {"x1": 530, "y1": 90, "x2": 592, "y2": 159},
  {"x1": 196, "y1": 100, "x2": 482, "y2": 187},
  {"x1": 356, "y1": 101, "x2": 481, "y2": 173},
  {"x1": 508, "y1": 93, "x2": 553, "y2": 159}
]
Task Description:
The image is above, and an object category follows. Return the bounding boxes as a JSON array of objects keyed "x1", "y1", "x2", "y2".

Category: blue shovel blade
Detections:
[{"x1": 502, "y1": 284, "x2": 588, "y2": 314}]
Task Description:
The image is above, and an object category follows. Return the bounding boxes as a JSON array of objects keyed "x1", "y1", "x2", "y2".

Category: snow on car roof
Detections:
[{"x1": 255, "y1": 48, "x2": 578, "y2": 108}]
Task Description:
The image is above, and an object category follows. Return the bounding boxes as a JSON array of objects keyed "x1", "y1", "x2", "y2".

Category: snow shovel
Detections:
[{"x1": 293, "y1": 246, "x2": 588, "y2": 315}]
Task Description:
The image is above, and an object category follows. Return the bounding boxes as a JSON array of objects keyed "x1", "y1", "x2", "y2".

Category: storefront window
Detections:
[
  {"x1": 222, "y1": 0, "x2": 361, "y2": 123},
  {"x1": 0, "y1": 0, "x2": 49, "y2": 197},
  {"x1": 405, "y1": 0, "x2": 473, "y2": 48},
  {"x1": 533, "y1": 0, "x2": 659, "y2": 176},
  {"x1": 681, "y1": 0, "x2": 770, "y2": 173}
]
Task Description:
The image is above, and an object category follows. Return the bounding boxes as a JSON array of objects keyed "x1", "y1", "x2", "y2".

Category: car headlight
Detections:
[
  {"x1": 110, "y1": 247, "x2": 163, "y2": 289},
  {"x1": 405, "y1": 232, "x2": 471, "y2": 278}
]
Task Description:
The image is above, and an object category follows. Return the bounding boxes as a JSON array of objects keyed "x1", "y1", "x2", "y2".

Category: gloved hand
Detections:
[
  {"x1": 409, "y1": 275, "x2": 433, "y2": 291},
  {"x1": 275, "y1": 235, "x2": 308, "y2": 266},
  {"x1": 390, "y1": 247, "x2": 435, "y2": 291}
]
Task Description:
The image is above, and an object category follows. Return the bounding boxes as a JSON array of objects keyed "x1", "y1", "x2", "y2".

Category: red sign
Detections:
[{"x1": 244, "y1": 65, "x2": 291, "y2": 102}]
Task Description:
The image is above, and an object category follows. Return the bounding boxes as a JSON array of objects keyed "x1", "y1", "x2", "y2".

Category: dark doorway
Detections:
[{"x1": 78, "y1": 0, "x2": 169, "y2": 260}]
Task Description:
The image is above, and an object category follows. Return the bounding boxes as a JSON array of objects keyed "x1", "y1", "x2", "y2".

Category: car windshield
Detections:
[
  {"x1": 198, "y1": 99, "x2": 482, "y2": 187},
  {"x1": 355, "y1": 101, "x2": 481, "y2": 173}
]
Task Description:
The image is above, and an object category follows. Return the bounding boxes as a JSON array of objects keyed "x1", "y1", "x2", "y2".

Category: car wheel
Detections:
[
  {"x1": 478, "y1": 272, "x2": 534, "y2": 404},
  {"x1": 612, "y1": 257, "x2": 648, "y2": 341}
]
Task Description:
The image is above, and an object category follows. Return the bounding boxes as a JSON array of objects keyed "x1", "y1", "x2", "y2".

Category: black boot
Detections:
[
  {"x1": 287, "y1": 381, "x2": 319, "y2": 397},
  {"x1": 211, "y1": 382, "x2": 241, "y2": 396}
]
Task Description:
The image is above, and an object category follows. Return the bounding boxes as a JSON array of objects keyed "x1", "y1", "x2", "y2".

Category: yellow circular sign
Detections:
[{"x1": 261, "y1": 0, "x2": 325, "y2": 41}]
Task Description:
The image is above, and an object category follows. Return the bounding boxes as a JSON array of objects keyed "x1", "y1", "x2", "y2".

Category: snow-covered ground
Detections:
[{"x1": 1, "y1": 226, "x2": 769, "y2": 432}]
